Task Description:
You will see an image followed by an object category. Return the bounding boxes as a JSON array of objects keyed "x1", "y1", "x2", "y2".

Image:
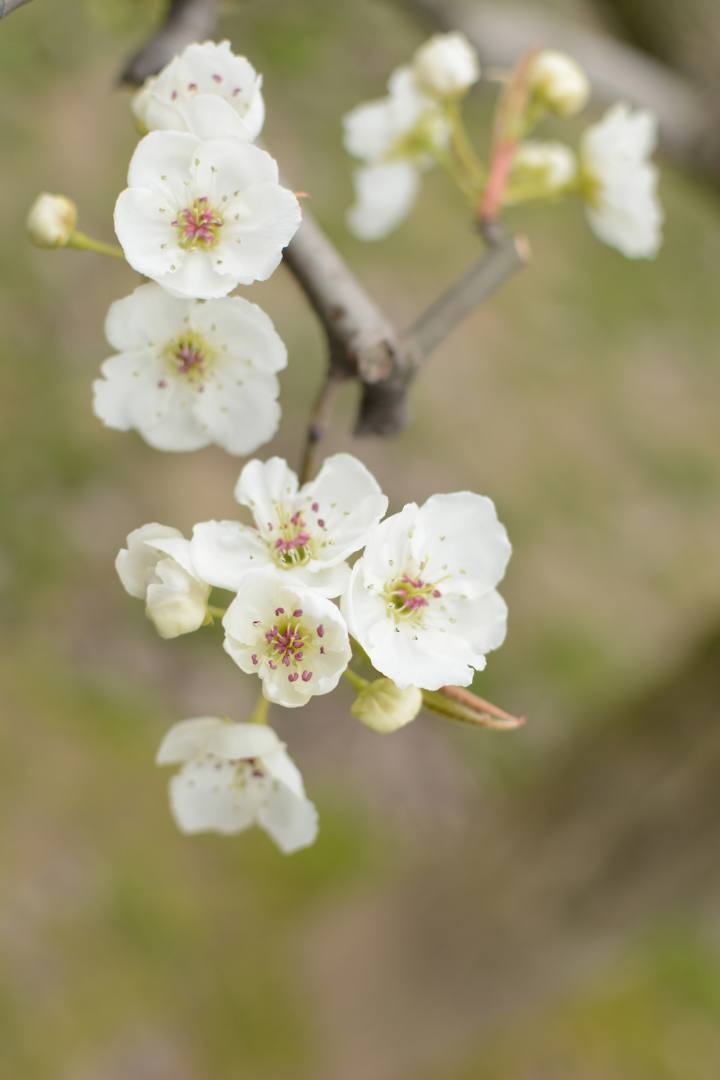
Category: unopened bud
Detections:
[
  {"x1": 413, "y1": 32, "x2": 480, "y2": 98},
  {"x1": 530, "y1": 50, "x2": 590, "y2": 116},
  {"x1": 511, "y1": 141, "x2": 578, "y2": 194},
  {"x1": 26, "y1": 193, "x2": 78, "y2": 248},
  {"x1": 351, "y1": 678, "x2": 422, "y2": 734}
]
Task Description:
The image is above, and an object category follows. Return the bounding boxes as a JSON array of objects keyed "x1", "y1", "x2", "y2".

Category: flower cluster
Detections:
[
  {"x1": 342, "y1": 34, "x2": 662, "y2": 257},
  {"x1": 118, "y1": 453, "x2": 512, "y2": 852},
  {"x1": 93, "y1": 40, "x2": 301, "y2": 455}
]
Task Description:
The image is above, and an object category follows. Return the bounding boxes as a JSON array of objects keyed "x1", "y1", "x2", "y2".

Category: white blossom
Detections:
[
  {"x1": 116, "y1": 523, "x2": 209, "y2": 638},
  {"x1": 351, "y1": 678, "x2": 423, "y2": 734},
  {"x1": 343, "y1": 66, "x2": 451, "y2": 240},
  {"x1": 342, "y1": 493, "x2": 511, "y2": 691},
  {"x1": 222, "y1": 570, "x2": 351, "y2": 708},
  {"x1": 26, "y1": 192, "x2": 77, "y2": 248},
  {"x1": 580, "y1": 104, "x2": 663, "y2": 258},
  {"x1": 191, "y1": 454, "x2": 387, "y2": 598},
  {"x1": 114, "y1": 131, "x2": 301, "y2": 298},
  {"x1": 132, "y1": 40, "x2": 265, "y2": 142},
  {"x1": 530, "y1": 50, "x2": 590, "y2": 116},
  {"x1": 412, "y1": 32, "x2": 480, "y2": 98},
  {"x1": 93, "y1": 283, "x2": 285, "y2": 455},
  {"x1": 157, "y1": 717, "x2": 318, "y2": 853}
]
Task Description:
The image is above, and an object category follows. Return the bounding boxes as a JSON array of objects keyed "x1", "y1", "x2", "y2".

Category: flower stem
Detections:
[
  {"x1": 248, "y1": 694, "x2": 270, "y2": 725},
  {"x1": 206, "y1": 604, "x2": 227, "y2": 620},
  {"x1": 423, "y1": 688, "x2": 525, "y2": 730},
  {"x1": 447, "y1": 100, "x2": 487, "y2": 189},
  {"x1": 67, "y1": 230, "x2": 125, "y2": 260},
  {"x1": 343, "y1": 667, "x2": 369, "y2": 693}
]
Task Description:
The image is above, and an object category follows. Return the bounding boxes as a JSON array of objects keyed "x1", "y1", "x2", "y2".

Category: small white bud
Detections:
[
  {"x1": 412, "y1": 32, "x2": 480, "y2": 98},
  {"x1": 530, "y1": 50, "x2": 590, "y2": 116},
  {"x1": 512, "y1": 141, "x2": 578, "y2": 193},
  {"x1": 26, "y1": 193, "x2": 77, "y2": 248},
  {"x1": 351, "y1": 678, "x2": 423, "y2": 734}
]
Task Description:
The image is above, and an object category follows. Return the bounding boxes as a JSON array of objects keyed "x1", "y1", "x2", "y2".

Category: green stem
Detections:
[
  {"x1": 67, "y1": 230, "x2": 125, "y2": 260},
  {"x1": 431, "y1": 146, "x2": 479, "y2": 202},
  {"x1": 343, "y1": 667, "x2": 369, "y2": 693},
  {"x1": 248, "y1": 694, "x2": 269, "y2": 725},
  {"x1": 206, "y1": 604, "x2": 227, "y2": 620},
  {"x1": 447, "y1": 100, "x2": 487, "y2": 189}
]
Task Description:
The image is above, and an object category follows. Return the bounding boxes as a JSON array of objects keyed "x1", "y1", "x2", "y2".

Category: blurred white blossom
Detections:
[
  {"x1": 412, "y1": 32, "x2": 480, "y2": 98},
  {"x1": 580, "y1": 104, "x2": 663, "y2": 258},
  {"x1": 342, "y1": 493, "x2": 511, "y2": 690},
  {"x1": 132, "y1": 40, "x2": 265, "y2": 142},
  {"x1": 530, "y1": 50, "x2": 590, "y2": 116},
  {"x1": 509, "y1": 141, "x2": 578, "y2": 197},
  {"x1": 26, "y1": 192, "x2": 77, "y2": 248},
  {"x1": 191, "y1": 454, "x2": 387, "y2": 597},
  {"x1": 93, "y1": 283, "x2": 285, "y2": 454},
  {"x1": 114, "y1": 131, "x2": 301, "y2": 298},
  {"x1": 116, "y1": 523, "x2": 209, "y2": 638},
  {"x1": 222, "y1": 570, "x2": 352, "y2": 708},
  {"x1": 157, "y1": 717, "x2": 318, "y2": 853}
]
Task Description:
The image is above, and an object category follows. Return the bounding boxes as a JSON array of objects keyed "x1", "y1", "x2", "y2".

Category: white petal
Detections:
[
  {"x1": 206, "y1": 720, "x2": 282, "y2": 761},
  {"x1": 193, "y1": 372, "x2": 281, "y2": 456},
  {"x1": 156, "y1": 250, "x2": 238, "y2": 301},
  {"x1": 145, "y1": 557, "x2": 209, "y2": 638},
  {"x1": 115, "y1": 522, "x2": 183, "y2": 598},
  {"x1": 347, "y1": 163, "x2": 419, "y2": 241},
  {"x1": 217, "y1": 182, "x2": 301, "y2": 283},
  {"x1": 420, "y1": 492, "x2": 512, "y2": 593},
  {"x1": 235, "y1": 457, "x2": 299, "y2": 525},
  {"x1": 114, "y1": 187, "x2": 180, "y2": 279},
  {"x1": 104, "y1": 283, "x2": 188, "y2": 353},
  {"x1": 126, "y1": 130, "x2": 198, "y2": 199},
  {"x1": 302, "y1": 453, "x2": 388, "y2": 567},
  {"x1": 190, "y1": 519, "x2": 269, "y2": 590},
  {"x1": 169, "y1": 760, "x2": 256, "y2": 835},
  {"x1": 191, "y1": 296, "x2": 287, "y2": 374},
  {"x1": 257, "y1": 786, "x2": 318, "y2": 854},
  {"x1": 156, "y1": 716, "x2": 226, "y2": 765},
  {"x1": 193, "y1": 138, "x2": 279, "y2": 198},
  {"x1": 172, "y1": 95, "x2": 260, "y2": 141}
]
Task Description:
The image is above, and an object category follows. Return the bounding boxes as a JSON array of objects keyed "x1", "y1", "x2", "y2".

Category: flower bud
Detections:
[
  {"x1": 412, "y1": 32, "x2": 480, "y2": 98},
  {"x1": 351, "y1": 678, "x2": 423, "y2": 734},
  {"x1": 530, "y1": 50, "x2": 590, "y2": 116},
  {"x1": 511, "y1": 141, "x2": 578, "y2": 194},
  {"x1": 26, "y1": 193, "x2": 77, "y2": 248}
]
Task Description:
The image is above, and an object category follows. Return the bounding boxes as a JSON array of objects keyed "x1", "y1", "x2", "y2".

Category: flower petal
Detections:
[
  {"x1": 190, "y1": 519, "x2": 268, "y2": 590},
  {"x1": 347, "y1": 162, "x2": 419, "y2": 241},
  {"x1": 257, "y1": 785, "x2": 318, "y2": 854}
]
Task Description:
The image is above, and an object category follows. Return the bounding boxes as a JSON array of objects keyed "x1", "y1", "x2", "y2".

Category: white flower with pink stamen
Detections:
[
  {"x1": 342, "y1": 493, "x2": 511, "y2": 690},
  {"x1": 157, "y1": 717, "x2": 318, "y2": 852},
  {"x1": 222, "y1": 571, "x2": 351, "y2": 708},
  {"x1": 114, "y1": 131, "x2": 301, "y2": 298},
  {"x1": 93, "y1": 283, "x2": 286, "y2": 454},
  {"x1": 132, "y1": 41, "x2": 265, "y2": 142},
  {"x1": 190, "y1": 454, "x2": 388, "y2": 598}
]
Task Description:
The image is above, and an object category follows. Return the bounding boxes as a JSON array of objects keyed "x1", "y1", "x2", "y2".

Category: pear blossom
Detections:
[
  {"x1": 132, "y1": 40, "x2": 265, "y2": 142},
  {"x1": 343, "y1": 66, "x2": 451, "y2": 240},
  {"x1": 508, "y1": 141, "x2": 578, "y2": 198},
  {"x1": 157, "y1": 717, "x2": 318, "y2": 852},
  {"x1": 580, "y1": 104, "x2": 663, "y2": 258},
  {"x1": 222, "y1": 570, "x2": 351, "y2": 708},
  {"x1": 351, "y1": 678, "x2": 423, "y2": 734},
  {"x1": 412, "y1": 32, "x2": 480, "y2": 99},
  {"x1": 116, "y1": 523, "x2": 209, "y2": 638},
  {"x1": 342, "y1": 493, "x2": 511, "y2": 691},
  {"x1": 93, "y1": 283, "x2": 285, "y2": 454},
  {"x1": 191, "y1": 454, "x2": 388, "y2": 598},
  {"x1": 114, "y1": 131, "x2": 301, "y2": 298},
  {"x1": 26, "y1": 192, "x2": 77, "y2": 248},
  {"x1": 530, "y1": 50, "x2": 590, "y2": 116}
]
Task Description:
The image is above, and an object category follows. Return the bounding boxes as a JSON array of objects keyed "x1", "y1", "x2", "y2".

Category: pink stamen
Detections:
[
  {"x1": 288, "y1": 672, "x2": 299, "y2": 683},
  {"x1": 301, "y1": 671, "x2": 313, "y2": 682},
  {"x1": 317, "y1": 624, "x2": 325, "y2": 638}
]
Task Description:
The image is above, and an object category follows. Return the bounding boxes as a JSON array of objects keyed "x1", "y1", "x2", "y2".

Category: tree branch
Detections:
[
  {"x1": 406, "y1": 0, "x2": 720, "y2": 185},
  {"x1": 0, "y1": 0, "x2": 31, "y2": 16},
  {"x1": 120, "y1": 0, "x2": 218, "y2": 86}
]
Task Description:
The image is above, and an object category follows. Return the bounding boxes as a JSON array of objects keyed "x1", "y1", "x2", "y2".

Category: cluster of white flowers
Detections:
[
  {"x1": 93, "y1": 40, "x2": 301, "y2": 456},
  {"x1": 117, "y1": 452, "x2": 512, "y2": 852},
  {"x1": 343, "y1": 37, "x2": 663, "y2": 258}
]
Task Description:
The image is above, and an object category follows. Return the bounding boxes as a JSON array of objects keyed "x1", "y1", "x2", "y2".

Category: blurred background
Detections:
[{"x1": 1, "y1": 0, "x2": 720, "y2": 1076}]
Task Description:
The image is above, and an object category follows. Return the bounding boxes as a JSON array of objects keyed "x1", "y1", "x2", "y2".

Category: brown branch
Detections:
[
  {"x1": 406, "y1": 0, "x2": 720, "y2": 185},
  {"x1": 439, "y1": 684, "x2": 526, "y2": 729},
  {"x1": 120, "y1": 0, "x2": 218, "y2": 86},
  {"x1": 0, "y1": 0, "x2": 31, "y2": 16},
  {"x1": 297, "y1": 370, "x2": 346, "y2": 486}
]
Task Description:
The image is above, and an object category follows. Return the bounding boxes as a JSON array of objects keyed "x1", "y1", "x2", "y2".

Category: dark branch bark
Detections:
[{"x1": 120, "y1": 0, "x2": 218, "y2": 86}]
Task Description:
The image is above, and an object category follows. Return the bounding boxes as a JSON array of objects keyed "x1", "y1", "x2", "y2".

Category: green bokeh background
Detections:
[{"x1": 2, "y1": 1, "x2": 720, "y2": 1076}]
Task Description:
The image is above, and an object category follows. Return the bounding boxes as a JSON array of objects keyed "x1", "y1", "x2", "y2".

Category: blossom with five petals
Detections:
[
  {"x1": 93, "y1": 283, "x2": 285, "y2": 454},
  {"x1": 342, "y1": 493, "x2": 511, "y2": 690},
  {"x1": 222, "y1": 570, "x2": 352, "y2": 708},
  {"x1": 157, "y1": 717, "x2": 318, "y2": 852},
  {"x1": 191, "y1": 454, "x2": 388, "y2": 598},
  {"x1": 114, "y1": 131, "x2": 301, "y2": 298},
  {"x1": 132, "y1": 40, "x2": 265, "y2": 142}
]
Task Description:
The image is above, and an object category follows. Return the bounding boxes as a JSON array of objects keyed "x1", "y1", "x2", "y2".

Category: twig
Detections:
[
  {"x1": 440, "y1": 684, "x2": 526, "y2": 728},
  {"x1": 405, "y1": 0, "x2": 720, "y2": 186},
  {"x1": 120, "y1": 0, "x2": 218, "y2": 86},
  {"x1": 0, "y1": 0, "x2": 31, "y2": 16},
  {"x1": 298, "y1": 370, "x2": 346, "y2": 485}
]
